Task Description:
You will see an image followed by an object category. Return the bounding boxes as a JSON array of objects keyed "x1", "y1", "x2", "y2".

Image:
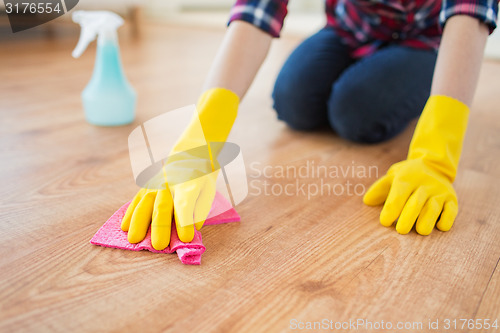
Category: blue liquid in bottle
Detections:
[{"x1": 82, "y1": 39, "x2": 136, "y2": 126}]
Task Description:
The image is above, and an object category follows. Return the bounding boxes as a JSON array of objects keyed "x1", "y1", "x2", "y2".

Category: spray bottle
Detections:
[{"x1": 72, "y1": 10, "x2": 136, "y2": 126}]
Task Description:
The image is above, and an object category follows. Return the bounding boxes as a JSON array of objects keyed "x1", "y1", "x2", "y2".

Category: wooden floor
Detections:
[{"x1": 1, "y1": 22, "x2": 499, "y2": 333}]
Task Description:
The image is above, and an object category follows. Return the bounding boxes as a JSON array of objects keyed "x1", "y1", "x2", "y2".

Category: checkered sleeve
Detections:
[
  {"x1": 228, "y1": 0, "x2": 288, "y2": 37},
  {"x1": 440, "y1": 0, "x2": 499, "y2": 33}
]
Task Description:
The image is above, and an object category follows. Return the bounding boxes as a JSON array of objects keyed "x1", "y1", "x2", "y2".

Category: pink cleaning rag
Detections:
[{"x1": 90, "y1": 192, "x2": 240, "y2": 265}]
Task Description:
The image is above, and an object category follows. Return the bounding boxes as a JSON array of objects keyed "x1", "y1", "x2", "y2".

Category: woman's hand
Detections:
[
  {"x1": 121, "y1": 88, "x2": 239, "y2": 250},
  {"x1": 364, "y1": 95, "x2": 468, "y2": 235}
]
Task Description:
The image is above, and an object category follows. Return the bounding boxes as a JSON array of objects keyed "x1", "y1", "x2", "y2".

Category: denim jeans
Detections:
[{"x1": 272, "y1": 28, "x2": 437, "y2": 143}]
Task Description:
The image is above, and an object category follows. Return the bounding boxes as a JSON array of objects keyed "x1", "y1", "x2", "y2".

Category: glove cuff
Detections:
[
  {"x1": 196, "y1": 87, "x2": 239, "y2": 143},
  {"x1": 407, "y1": 95, "x2": 469, "y2": 182}
]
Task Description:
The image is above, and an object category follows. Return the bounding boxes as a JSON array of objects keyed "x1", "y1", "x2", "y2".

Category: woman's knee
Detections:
[
  {"x1": 328, "y1": 47, "x2": 435, "y2": 143},
  {"x1": 272, "y1": 29, "x2": 351, "y2": 131},
  {"x1": 327, "y1": 83, "x2": 412, "y2": 143},
  {"x1": 272, "y1": 71, "x2": 327, "y2": 131}
]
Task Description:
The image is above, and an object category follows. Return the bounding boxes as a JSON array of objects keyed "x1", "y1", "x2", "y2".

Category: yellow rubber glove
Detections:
[
  {"x1": 363, "y1": 95, "x2": 469, "y2": 235},
  {"x1": 121, "y1": 88, "x2": 239, "y2": 249}
]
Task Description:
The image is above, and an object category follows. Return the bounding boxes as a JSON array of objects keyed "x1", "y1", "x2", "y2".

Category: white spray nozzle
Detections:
[{"x1": 72, "y1": 10, "x2": 124, "y2": 58}]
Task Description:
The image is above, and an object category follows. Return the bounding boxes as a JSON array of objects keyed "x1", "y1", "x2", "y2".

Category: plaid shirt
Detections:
[{"x1": 228, "y1": 0, "x2": 498, "y2": 58}]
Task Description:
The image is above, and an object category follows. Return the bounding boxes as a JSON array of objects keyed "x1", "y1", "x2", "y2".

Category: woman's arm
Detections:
[
  {"x1": 364, "y1": 15, "x2": 491, "y2": 235},
  {"x1": 203, "y1": 21, "x2": 273, "y2": 99},
  {"x1": 431, "y1": 15, "x2": 489, "y2": 106}
]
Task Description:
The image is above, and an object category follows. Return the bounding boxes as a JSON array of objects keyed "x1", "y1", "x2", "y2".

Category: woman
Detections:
[{"x1": 121, "y1": 0, "x2": 497, "y2": 250}]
